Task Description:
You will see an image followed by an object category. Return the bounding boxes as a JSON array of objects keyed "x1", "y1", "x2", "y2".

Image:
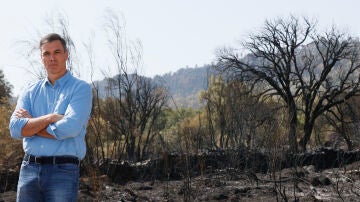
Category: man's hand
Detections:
[
  {"x1": 37, "y1": 129, "x2": 56, "y2": 139},
  {"x1": 49, "y1": 114, "x2": 64, "y2": 123},
  {"x1": 16, "y1": 108, "x2": 33, "y2": 119}
]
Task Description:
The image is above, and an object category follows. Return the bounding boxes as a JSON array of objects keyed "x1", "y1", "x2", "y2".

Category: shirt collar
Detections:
[{"x1": 44, "y1": 71, "x2": 72, "y2": 87}]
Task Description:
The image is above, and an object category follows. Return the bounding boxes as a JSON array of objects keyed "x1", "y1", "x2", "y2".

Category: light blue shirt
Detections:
[{"x1": 9, "y1": 71, "x2": 92, "y2": 159}]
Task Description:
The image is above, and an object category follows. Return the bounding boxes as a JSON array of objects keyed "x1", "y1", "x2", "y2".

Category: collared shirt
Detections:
[{"x1": 9, "y1": 71, "x2": 92, "y2": 159}]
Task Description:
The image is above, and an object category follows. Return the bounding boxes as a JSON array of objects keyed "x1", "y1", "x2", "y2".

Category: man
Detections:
[{"x1": 9, "y1": 33, "x2": 92, "y2": 201}]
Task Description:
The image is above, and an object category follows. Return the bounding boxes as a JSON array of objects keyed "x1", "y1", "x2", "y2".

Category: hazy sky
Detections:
[{"x1": 1, "y1": 0, "x2": 359, "y2": 96}]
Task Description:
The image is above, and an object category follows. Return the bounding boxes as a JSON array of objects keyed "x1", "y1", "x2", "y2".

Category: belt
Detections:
[{"x1": 24, "y1": 154, "x2": 79, "y2": 165}]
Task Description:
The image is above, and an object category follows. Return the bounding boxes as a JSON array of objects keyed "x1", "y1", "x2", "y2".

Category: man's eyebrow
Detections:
[{"x1": 42, "y1": 49, "x2": 63, "y2": 53}]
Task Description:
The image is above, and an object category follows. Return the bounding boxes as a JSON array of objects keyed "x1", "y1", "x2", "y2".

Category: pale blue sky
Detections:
[{"x1": 1, "y1": 0, "x2": 359, "y2": 96}]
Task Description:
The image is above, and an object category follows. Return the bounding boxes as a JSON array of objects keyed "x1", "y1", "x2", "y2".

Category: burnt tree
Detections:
[
  {"x1": 217, "y1": 16, "x2": 360, "y2": 152},
  {"x1": 102, "y1": 12, "x2": 168, "y2": 161}
]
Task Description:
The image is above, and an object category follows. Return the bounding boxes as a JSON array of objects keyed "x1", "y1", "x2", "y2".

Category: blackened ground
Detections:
[
  {"x1": 2, "y1": 148, "x2": 360, "y2": 201},
  {"x1": 75, "y1": 161, "x2": 360, "y2": 201}
]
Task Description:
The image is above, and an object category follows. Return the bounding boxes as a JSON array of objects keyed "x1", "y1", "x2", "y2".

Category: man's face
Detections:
[{"x1": 40, "y1": 40, "x2": 68, "y2": 78}]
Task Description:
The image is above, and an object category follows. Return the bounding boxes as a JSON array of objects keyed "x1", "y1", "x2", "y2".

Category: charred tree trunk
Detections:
[
  {"x1": 288, "y1": 102, "x2": 298, "y2": 152},
  {"x1": 299, "y1": 121, "x2": 314, "y2": 151}
]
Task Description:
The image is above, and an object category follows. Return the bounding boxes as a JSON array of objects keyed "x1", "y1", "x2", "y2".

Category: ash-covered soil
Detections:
[
  {"x1": 2, "y1": 149, "x2": 360, "y2": 201},
  {"x1": 75, "y1": 161, "x2": 360, "y2": 201}
]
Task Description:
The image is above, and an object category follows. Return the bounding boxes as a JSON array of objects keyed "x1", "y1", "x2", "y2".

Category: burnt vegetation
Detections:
[{"x1": 2, "y1": 14, "x2": 360, "y2": 201}]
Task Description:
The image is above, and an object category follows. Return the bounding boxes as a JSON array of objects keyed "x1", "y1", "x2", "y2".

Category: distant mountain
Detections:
[
  {"x1": 153, "y1": 64, "x2": 216, "y2": 108},
  {"x1": 92, "y1": 64, "x2": 216, "y2": 109}
]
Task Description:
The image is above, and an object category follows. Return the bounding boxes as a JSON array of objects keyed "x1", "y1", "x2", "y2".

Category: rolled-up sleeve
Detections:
[
  {"x1": 46, "y1": 82, "x2": 92, "y2": 140},
  {"x1": 9, "y1": 92, "x2": 30, "y2": 139}
]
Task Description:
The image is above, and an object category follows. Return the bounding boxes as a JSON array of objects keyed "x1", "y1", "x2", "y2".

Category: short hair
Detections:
[{"x1": 39, "y1": 33, "x2": 67, "y2": 51}]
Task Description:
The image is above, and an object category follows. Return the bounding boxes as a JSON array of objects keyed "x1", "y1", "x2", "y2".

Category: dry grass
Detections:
[{"x1": 0, "y1": 103, "x2": 23, "y2": 169}]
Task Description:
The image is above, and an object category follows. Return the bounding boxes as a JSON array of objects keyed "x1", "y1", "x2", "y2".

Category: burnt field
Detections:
[{"x1": 2, "y1": 148, "x2": 360, "y2": 201}]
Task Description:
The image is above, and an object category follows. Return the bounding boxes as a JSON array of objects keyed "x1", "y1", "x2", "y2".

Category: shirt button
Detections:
[{"x1": 40, "y1": 145, "x2": 44, "y2": 148}]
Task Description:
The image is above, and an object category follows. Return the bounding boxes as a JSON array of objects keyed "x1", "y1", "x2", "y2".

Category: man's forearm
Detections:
[
  {"x1": 37, "y1": 128, "x2": 56, "y2": 139},
  {"x1": 21, "y1": 114, "x2": 61, "y2": 137}
]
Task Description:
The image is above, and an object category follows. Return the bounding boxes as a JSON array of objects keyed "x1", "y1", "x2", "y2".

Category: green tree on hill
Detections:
[{"x1": 0, "y1": 69, "x2": 12, "y2": 101}]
